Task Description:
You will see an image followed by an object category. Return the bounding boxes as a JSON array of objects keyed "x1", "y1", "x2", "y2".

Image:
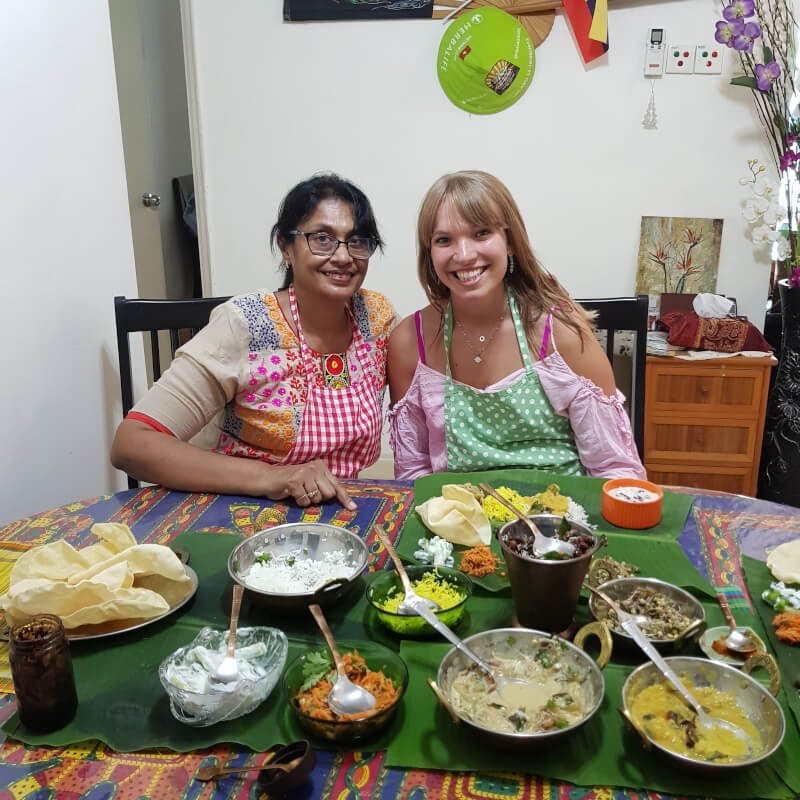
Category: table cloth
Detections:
[{"x1": 0, "y1": 476, "x2": 798, "y2": 800}]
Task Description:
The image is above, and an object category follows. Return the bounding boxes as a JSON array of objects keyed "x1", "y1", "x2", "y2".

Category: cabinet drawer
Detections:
[
  {"x1": 644, "y1": 417, "x2": 757, "y2": 463},
  {"x1": 645, "y1": 462, "x2": 752, "y2": 495},
  {"x1": 647, "y1": 365, "x2": 764, "y2": 416}
]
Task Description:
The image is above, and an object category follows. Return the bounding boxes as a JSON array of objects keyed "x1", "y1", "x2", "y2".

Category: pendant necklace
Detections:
[{"x1": 454, "y1": 301, "x2": 507, "y2": 364}]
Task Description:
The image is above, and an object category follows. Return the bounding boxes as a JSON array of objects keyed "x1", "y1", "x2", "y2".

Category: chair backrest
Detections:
[
  {"x1": 575, "y1": 295, "x2": 648, "y2": 460},
  {"x1": 114, "y1": 295, "x2": 230, "y2": 488}
]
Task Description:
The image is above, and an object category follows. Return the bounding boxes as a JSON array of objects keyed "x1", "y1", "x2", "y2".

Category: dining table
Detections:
[{"x1": 1, "y1": 469, "x2": 800, "y2": 800}]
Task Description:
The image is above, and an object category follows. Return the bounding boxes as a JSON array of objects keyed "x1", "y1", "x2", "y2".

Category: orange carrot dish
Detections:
[
  {"x1": 293, "y1": 651, "x2": 400, "y2": 721},
  {"x1": 459, "y1": 544, "x2": 501, "y2": 577}
]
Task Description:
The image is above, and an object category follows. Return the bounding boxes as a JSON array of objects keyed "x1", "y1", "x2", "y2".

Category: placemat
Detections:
[
  {"x1": 0, "y1": 541, "x2": 35, "y2": 693},
  {"x1": 397, "y1": 469, "x2": 702, "y2": 593},
  {"x1": 743, "y1": 555, "x2": 800, "y2": 733},
  {"x1": 386, "y1": 641, "x2": 800, "y2": 800}
]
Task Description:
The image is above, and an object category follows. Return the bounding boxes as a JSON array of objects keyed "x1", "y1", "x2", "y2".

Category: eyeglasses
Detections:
[{"x1": 289, "y1": 230, "x2": 377, "y2": 259}]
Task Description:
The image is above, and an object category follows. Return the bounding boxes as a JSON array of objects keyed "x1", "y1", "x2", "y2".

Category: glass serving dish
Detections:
[
  {"x1": 366, "y1": 566, "x2": 472, "y2": 636},
  {"x1": 159, "y1": 625, "x2": 288, "y2": 727},
  {"x1": 283, "y1": 638, "x2": 407, "y2": 743}
]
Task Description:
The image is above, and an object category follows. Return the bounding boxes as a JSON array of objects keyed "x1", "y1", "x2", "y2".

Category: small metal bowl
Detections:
[
  {"x1": 366, "y1": 566, "x2": 473, "y2": 637},
  {"x1": 284, "y1": 639, "x2": 408, "y2": 744},
  {"x1": 621, "y1": 656, "x2": 785, "y2": 770},
  {"x1": 431, "y1": 627, "x2": 605, "y2": 749},
  {"x1": 228, "y1": 522, "x2": 369, "y2": 612},
  {"x1": 588, "y1": 577, "x2": 706, "y2": 652}
]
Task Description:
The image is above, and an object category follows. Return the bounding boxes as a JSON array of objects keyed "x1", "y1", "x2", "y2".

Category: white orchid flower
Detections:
[
  {"x1": 752, "y1": 224, "x2": 774, "y2": 244},
  {"x1": 775, "y1": 237, "x2": 792, "y2": 259},
  {"x1": 742, "y1": 199, "x2": 763, "y2": 222},
  {"x1": 762, "y1": 203, "x2": 781, "y2": 225},
  {"x1": 754, "y1": 181, "x2": 776, "y2": 201}
]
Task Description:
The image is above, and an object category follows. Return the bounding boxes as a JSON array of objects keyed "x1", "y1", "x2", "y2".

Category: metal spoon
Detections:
[
  {"x1": 478, "y1": 483, "x2": 575, "y2": 558},
  {"x1": 716, "y1": 592, "x2": 757, "y2": 654},
  {"x1": 196, "y1": 755, "x2": 303, "y2": 781},
  {"x1": 308, "y1": 603, "x2": 376, "y2": 717},
  {"x1": 373, "y1": 525, "x2": 439, "y2": 615},
  {"x1": 373, "y1": 526, "x2": 528, "y2": 701},
  {"x1": 586, "y1": 584, "x2": 752, "y2": 753},
  {"x1": 208, "y1": 583, "x2": 244, "y2": 691}
]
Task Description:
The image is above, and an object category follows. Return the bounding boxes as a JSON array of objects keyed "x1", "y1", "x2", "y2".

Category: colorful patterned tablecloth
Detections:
[{"x1": 0, "y1": 481, "x2": 798, "y2": 800}]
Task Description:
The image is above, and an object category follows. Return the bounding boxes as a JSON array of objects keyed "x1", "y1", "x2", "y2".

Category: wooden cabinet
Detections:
[{"x1": 644, "y1": 355, "x2": 776, "y2": 496}]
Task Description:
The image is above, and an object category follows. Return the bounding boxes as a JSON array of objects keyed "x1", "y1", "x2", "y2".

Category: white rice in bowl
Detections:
[{"x1": 245, "y1": 550, "x2": 353, "y2": 594}]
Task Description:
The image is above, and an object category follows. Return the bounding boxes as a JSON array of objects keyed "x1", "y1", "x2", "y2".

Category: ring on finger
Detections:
[
  {"x1": 310, "y1": 487, "x2": 321, "y2": 497},
  {"x1": 297, "y1": 492, "x2": 310, "y2": 501}
]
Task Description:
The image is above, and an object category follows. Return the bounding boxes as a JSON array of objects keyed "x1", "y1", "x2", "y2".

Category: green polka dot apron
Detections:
[{"x1": 443, "y1": 286, "x2": 585, "y2": 475}]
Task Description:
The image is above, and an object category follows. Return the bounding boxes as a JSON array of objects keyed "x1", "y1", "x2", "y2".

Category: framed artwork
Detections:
[
  {"x1": 284, "y1": 0, "x2": 433, "y2": 20},
  {"x1": 635, "y1": 216, "x2": 723, "y2": 295}
]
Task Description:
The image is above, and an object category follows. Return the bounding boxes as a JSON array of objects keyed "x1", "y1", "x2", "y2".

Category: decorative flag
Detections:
[{"x1": 562, "y1": 0, "x2": 609, "y2": 64}]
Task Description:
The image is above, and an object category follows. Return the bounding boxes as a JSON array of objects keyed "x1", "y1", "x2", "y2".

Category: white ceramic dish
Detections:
[{"x1": 698, "y1": 624, "x2": 766, "y2": 667}]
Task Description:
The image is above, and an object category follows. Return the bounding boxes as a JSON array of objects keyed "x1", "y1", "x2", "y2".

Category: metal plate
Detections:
[{"x1": 65, "y1": 565, "x2": 198, "y2": 641}]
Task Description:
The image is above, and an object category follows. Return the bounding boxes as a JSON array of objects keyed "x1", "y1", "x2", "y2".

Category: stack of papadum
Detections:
[{"x1": 0, "y1": 523, "x2": 193, "y2": 629}]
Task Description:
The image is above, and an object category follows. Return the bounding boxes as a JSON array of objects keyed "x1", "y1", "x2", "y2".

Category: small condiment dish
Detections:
[{"x1": 601, "y1": 478, "x2": 663, "y2": 529}]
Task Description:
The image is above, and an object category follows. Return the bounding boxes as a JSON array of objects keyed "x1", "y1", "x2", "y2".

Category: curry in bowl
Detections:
[{"x1": 436, "y1": 628, "x2": 604, "y2": 743}]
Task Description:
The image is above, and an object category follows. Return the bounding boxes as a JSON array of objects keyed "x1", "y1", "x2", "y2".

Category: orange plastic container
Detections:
[{"x1": 601, "y1": 478, "x2": 663, "y2": 529}]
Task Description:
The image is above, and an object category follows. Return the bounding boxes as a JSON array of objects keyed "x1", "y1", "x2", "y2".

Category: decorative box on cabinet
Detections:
[{"x1": 643, "y1": 355, "x2": 777, "y2": 496}]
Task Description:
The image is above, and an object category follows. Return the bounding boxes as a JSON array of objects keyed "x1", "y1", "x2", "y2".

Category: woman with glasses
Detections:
[
  {"x1": 387, "y1": 170, "x2": 645, "y2": 481},
  {"x1": 112, "y1": 174, "x2": 396, "y2": 509}
]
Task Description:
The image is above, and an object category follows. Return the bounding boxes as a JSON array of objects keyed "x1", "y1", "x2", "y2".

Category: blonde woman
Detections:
[{"x1": 388, "y1": 170, "x2": 645, "y2": 481}]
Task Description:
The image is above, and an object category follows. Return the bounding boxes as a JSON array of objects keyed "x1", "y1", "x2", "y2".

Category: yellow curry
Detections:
[{"x1": 630, "y1": 677, "x2": 761, "y2": 763}]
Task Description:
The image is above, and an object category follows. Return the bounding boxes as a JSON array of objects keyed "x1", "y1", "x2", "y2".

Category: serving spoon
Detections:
[
  {"x1": 208, "y1": 583, "x2": 244, "y2": 691},
  {"x1": 586, "y1": 583, "x2": 752, "y2": 752},
  {"x1": 716, "y1": 592, "x2": 757, "y2": 655},
  {"x1": 196, "y1": 755, "x2": 304, "y2": 781},
  {"x1": 478, "y1": 483, "x2": 575, "y2": 559},
  {"x1": 373, "y1": 525, "x2": 528, "y2": 701},
  {"x1": 308, "y1": 603, "x2": 376, "y2": 717},
  {"x1": 373, "y1": 525, "x2": 439, "y2": 615}
]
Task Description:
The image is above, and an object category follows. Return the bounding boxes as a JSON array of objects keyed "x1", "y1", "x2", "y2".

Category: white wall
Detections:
[
  {"x1": 187, "y1": 0, "x2": 772, "y2": 327},
  {"x1": 0, "y1": 1, "x2": 139, "y2": 524}
]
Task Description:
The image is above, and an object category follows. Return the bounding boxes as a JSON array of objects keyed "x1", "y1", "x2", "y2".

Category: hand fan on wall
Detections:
[{"x1": 437, "y1": 6, "x2": 535, "y2": 114}]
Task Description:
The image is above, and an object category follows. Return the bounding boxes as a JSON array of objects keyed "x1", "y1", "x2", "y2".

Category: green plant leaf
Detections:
[
  {"x1": 763, "y1": 45, "x2": 774, "y2": 64},
  {"x1": 775, "y1": 114, "x2": 789, "y2": 134},
  {"x1": 730, "y1": 76, "x2": 758, "y2": 88},
  {"x1": 299, "y1": 650, "x2": 333, "y2": 692}
]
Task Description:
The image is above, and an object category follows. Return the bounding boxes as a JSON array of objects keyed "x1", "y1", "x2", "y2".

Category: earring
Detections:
[
  {"x1": 280, "y1": 260, "x2": 291, "y2": 271},
  {"x1": 506, "y1": 254, "x2": 516, "y2": 275}
]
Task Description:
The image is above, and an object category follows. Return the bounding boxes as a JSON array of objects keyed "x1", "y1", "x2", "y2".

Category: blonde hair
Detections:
[{"x1": 416, "y1": 170, "x2": 591, "y2": 338}]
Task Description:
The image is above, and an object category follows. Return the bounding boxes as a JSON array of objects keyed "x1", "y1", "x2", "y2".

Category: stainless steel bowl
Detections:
[
  {"x1": 432, "y1": 627, "x2": 605, "y2": 749},
  {"x1": 621, "y1": 656, "x2": 785, "y2": 770},
  {"x1": 228, "y1": 522, "x2": 369, "y2": 611},
  {"x1": 588, "y1": 577, "x2": 706, "y2": 652}
]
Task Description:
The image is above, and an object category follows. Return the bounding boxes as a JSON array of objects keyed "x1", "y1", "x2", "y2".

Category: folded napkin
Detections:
[
  {"x1": 0, "y1": 523, "x2": 193, "y2": 628},
  {"x1": 415, "y1": 484, "x2": 491, "y2": 547}
]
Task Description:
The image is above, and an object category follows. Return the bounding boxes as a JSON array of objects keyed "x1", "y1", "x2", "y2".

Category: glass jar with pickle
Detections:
[{"x1": 9, "y1": 614, "x2": 78, "y2": 731}]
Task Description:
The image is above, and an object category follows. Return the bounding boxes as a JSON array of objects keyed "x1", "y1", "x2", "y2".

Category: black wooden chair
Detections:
[
  {"x1": 114, "y1": 295, "x2": 231, "y2": 488},
  {"x1": 575, "y1": 295, "x2": 648, "y2": 460}
]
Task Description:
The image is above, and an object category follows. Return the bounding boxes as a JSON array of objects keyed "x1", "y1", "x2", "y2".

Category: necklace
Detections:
[{"x1": 454, "y1": 301, "x2": 507, "y2": 364}]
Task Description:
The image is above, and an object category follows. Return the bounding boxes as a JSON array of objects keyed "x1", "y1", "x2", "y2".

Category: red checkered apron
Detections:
[{"x1": 282, "y1": 285, "x2": 382, "y2": 478}]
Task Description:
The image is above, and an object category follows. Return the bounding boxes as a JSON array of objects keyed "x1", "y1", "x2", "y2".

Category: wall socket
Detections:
[
  {"x1": 694, "y1": 44, "x2": 723, "y2": 73},
  {"x1": 665, "y1": 44, "x2": 693, "y2": 74}
]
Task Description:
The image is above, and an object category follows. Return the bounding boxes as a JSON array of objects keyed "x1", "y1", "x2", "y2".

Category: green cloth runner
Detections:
[
  {"x1": 386, "y1": 641, "x2": 800, "y2": 800},
  {"x1": 743, "y1": 555, "x2": 800, "y2": 734},
  {"x1": 397, "y1": 469, "x2": 703, "y2": 594}
]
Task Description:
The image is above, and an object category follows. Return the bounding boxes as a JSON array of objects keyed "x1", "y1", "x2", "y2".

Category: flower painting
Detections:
[{"x1": 635, "y1": 216, "x2": 723, "y2": 295}]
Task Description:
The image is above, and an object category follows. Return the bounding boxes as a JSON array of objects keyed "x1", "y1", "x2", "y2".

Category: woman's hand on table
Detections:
[{"x1": 262, "y1": 460, "x2": 356, "y2": 510}]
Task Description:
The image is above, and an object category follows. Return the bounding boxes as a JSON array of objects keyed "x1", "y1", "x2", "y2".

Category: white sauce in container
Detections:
[{"x1": 608, "y1": 486, "x2": 660, "y2": 503}]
